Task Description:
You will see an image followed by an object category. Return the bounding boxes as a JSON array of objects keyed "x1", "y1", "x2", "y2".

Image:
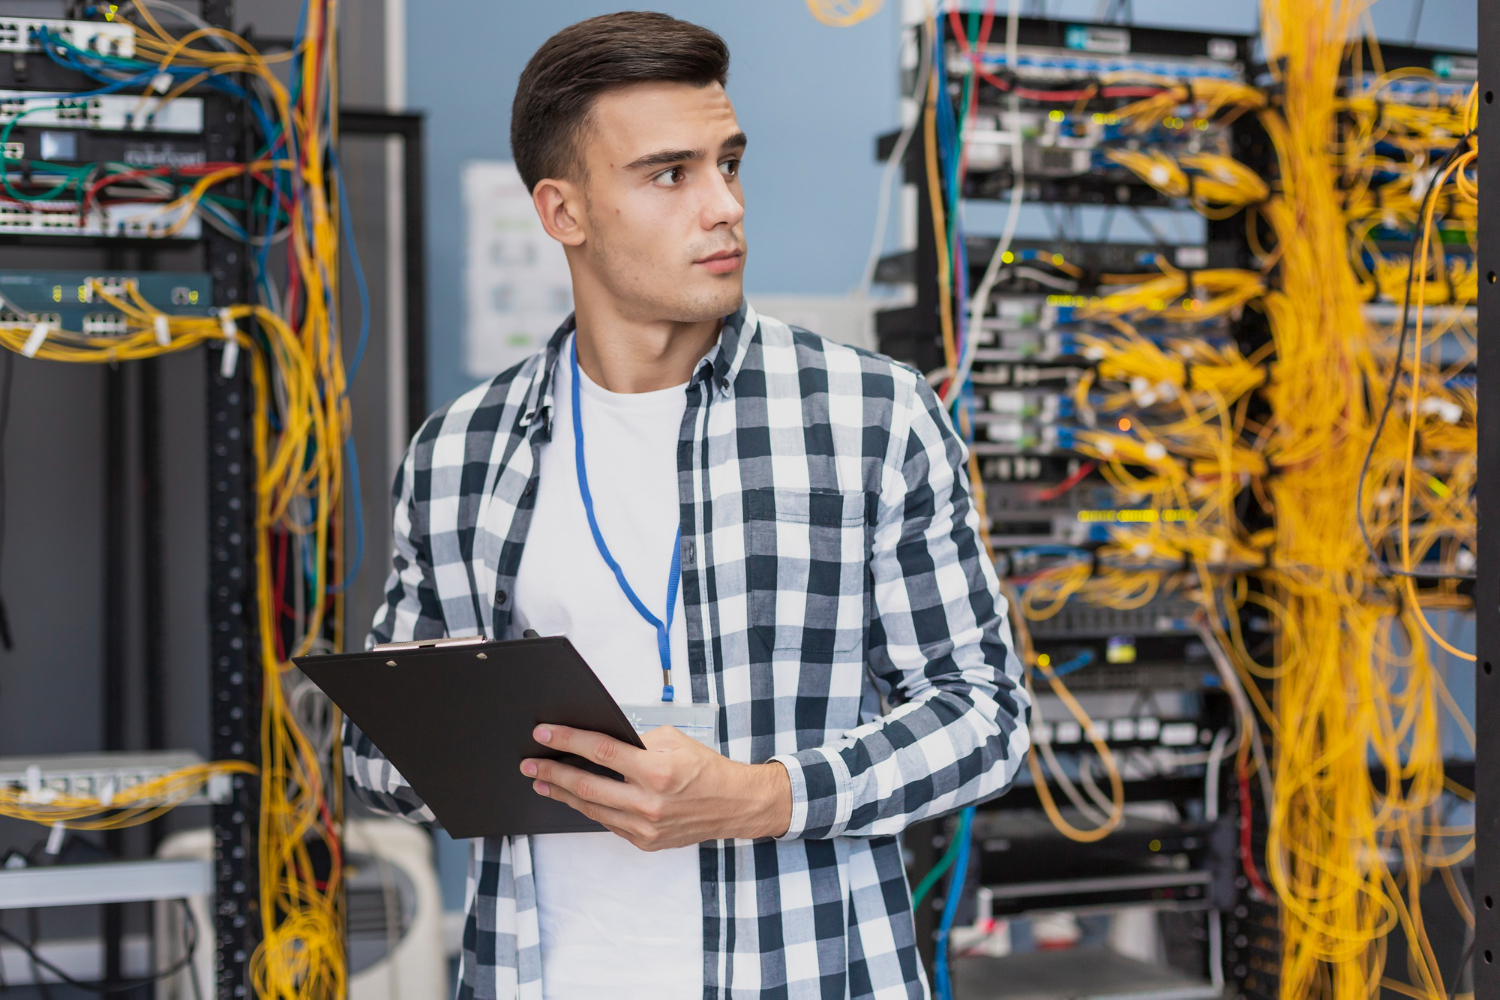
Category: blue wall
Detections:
[
  {"x1": 407, "y1": 0, "x2": 1475, "y2": 410},
  {"x1": 408, "y1": 1, "x2": 902, "y2": 408}
]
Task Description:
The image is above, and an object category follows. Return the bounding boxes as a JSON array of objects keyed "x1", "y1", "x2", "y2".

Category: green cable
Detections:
[
  {"x1": 911, "y1": 820, "x2": 966, "y2": 907},
  {"x1": 0, "y1": 106, "x2": 90, "y2": 203}
]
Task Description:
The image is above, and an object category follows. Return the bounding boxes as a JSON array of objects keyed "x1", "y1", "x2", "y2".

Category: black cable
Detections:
[
  {"x1": 1449, "y1": 934, "x2": 1474, "y2": 1000},
  {"x1": 0, "y1": 347, "x2": 12, "y2": 651},
  {"x1": 1354, "y1": 128, "x2": 1476, "y2": 581},
  {"x1": 0, "y1": 899, "x2": 198, "y2": 995},
  {"x1": 26, "y1": 910, "x2": 50, "y2": 1000}
]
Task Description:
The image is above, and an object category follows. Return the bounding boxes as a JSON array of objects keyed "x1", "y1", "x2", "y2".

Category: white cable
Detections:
[
  {"x1": 1205, "y1": 727, "x2": 1231, "y2": 821},
  {"x1": 946, "y1": 0, "x2": 1024, "y2": 404},
  {"x1": 1196, "y1": 617, "x2": 1274, "y2": 817},
  {"x1": 856, "y1": 6, "x2": 935, "y2": 296},
  {"x1": 1029, "y1": 679, "x2": 1112, "y2": 825},
  {"x1": 1077, "y1": 753, "x2": 1119, "y2": 816}
]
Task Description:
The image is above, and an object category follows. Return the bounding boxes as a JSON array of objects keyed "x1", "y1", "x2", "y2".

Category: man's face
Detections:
[{"x1": 570, "y1": 81, "x2": 747, "y2": 324}]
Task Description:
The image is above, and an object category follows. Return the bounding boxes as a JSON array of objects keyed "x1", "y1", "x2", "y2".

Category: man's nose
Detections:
[{"x1": 700, "y1": 171, "x2": 745, "y2": 231}]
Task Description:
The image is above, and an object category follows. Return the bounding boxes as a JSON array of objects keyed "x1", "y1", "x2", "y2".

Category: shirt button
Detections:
[
  {"x1": 682, "y1": 540, "x2": 695, "y2": 565},
  {"x1": 495, "y1": 589, "x2": 508, "y2": 606},
  {"x1": 523, "y1": 481, "x2": 535, "y2": 498}
]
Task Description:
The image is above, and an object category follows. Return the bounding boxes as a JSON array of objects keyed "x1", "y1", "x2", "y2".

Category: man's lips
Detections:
[{"x1": 695, "y1": 249, "x2": 743, "y2": 274}]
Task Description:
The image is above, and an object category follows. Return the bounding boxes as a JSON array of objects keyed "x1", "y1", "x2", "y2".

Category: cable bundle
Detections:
[
  {"x1": 0, "y1": 2, "x2": 358, "y2": 995},
  {"x1": 1107, "y1": 149, "x2": 1271, "y2": 217},
  {"x1": 1250, "y1": 3, "x2": 1477, "y2": 996},
  {"x1": 0, "y1": 759, "x2": 256, "y2": 828}
]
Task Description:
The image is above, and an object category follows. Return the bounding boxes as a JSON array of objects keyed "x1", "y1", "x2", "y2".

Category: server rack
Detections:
[
  {"x1": 878, "y1": 13, "x2": 1483, "y2": 998},
  {"x1": 0, "y1": 6, "x2": 428, "y2": 995}
]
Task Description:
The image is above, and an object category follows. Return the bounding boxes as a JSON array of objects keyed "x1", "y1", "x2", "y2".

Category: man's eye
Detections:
[
  {"x1": 653, "y1": 166, "x2": 685, "y2": 187},
  {"x1": 720, "y1": 159, "x2": 740, "y2": 178}
]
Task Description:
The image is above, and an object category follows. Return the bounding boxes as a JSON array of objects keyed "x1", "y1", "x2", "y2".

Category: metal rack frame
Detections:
[{"x1": 1474, "y1": 0, "x2": 1496, "y2": 994}]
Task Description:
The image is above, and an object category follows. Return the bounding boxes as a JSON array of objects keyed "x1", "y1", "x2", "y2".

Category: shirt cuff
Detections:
[{"x1": 769, "y1": 746, "x2": 854, "y2": 840}]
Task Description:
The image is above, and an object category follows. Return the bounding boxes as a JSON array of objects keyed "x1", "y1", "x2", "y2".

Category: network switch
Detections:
[
  {"x1": 0, "y1": 750, "x2": 230, "y2": 806},
  {"x1": 0, "y1": 269, "x2": 212, "y2": 328},
  {"x1": 0, "y1": 16, "x2": 134, "y2": 59}
]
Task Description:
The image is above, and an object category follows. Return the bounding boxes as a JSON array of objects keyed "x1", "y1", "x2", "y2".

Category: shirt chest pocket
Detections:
[{"x1": 743, "y1": 488, "x2": 873, "y2": 657}]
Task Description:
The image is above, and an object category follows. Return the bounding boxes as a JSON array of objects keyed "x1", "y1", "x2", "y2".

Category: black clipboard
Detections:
[{"x1": 294, "y1": 635, "x2": 645, "y2": 838}]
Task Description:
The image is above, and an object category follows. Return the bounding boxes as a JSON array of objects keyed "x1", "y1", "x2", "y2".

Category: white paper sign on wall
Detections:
[{"x1": 462, "y1": 161, "x2": 572, "y2": 378}]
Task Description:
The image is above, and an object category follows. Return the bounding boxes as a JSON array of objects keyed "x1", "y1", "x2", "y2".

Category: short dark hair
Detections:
[{"x1": 510, "y1": 12, "x2": 730, "y2": 192}]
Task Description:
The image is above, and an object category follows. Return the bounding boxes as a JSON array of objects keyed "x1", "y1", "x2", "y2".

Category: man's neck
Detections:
[{"x1": 571, "y1": 307, "x2": 722, "y2": 394}]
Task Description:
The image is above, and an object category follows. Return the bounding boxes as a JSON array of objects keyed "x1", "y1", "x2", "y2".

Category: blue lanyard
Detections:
[{"x1": 570, "y1": 337, "x2": 681, "y2": 703}]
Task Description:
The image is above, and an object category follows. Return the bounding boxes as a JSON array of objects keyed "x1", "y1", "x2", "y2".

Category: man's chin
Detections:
[{"x1": 667, "y1": 281, "x2": 745, "y2": 324}]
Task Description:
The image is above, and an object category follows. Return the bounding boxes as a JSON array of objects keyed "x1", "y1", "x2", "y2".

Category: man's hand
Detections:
[{"x1": 520, "y1": 724, "x2": 792, "y2": 851}]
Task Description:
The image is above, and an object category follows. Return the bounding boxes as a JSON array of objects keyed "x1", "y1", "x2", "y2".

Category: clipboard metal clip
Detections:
[{"x1": 372, "y1": 635, "x2": 487, "y2": 652}]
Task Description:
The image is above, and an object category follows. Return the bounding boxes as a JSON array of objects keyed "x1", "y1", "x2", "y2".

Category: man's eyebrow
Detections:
[
  {"x1": 623, "y1": 132, "x2": 748, "y2": 172},
  {"x1": 624, "y1": 147, "x2": 702, "y2": 171}
]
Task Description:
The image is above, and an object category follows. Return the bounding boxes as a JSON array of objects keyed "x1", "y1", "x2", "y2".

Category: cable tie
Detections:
[
  {"x1": 20, "y1": 322, "x2": 49, "y2": 358},
  {"x1": 153, "y1": 314, "x2": 171, "y2": 347},
  {"x1": 218, "y1": 308, "x2": 239, "y2": 378},
  {"x1": 1181, "y1": 80, "x2": 1194, "y2": 109},
  {"x1": 1180, "y1": 359, "x2": 1194, "y2": 391},
  {"x1": 1179, "y1": 550, "x2": 1192, "y2": 574},
  {"x1": 1088, "y1": 547, "x2": 1101, "y2": 576}
]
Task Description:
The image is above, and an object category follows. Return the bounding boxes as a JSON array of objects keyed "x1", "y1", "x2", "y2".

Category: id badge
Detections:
[{"x1": 619, "y1": 702, "x2": 719, "y2": 748}]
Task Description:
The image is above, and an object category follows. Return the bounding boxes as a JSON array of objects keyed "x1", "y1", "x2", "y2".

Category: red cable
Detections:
[
  {"x1": 1237, "y1": 754, "x2": 1274, "y2": 901},
  {"x1": 1036, "y1": 461, "x2": 1096, "y2": 501},
  {"x1": 944, "y1": 19, "x2": 1177, "y2": 106}
]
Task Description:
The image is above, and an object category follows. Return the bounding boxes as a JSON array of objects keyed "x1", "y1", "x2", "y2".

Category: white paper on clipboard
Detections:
[{"x1": 618, "y1": 702, "x2": 719, "y2": 748}]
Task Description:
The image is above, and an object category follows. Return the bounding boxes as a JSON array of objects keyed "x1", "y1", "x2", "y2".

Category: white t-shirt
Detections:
[{"x1": 512, "y1": 335, "x2": 702, "y2": 1000}]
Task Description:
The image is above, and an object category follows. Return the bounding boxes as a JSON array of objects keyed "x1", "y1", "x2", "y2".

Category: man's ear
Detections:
[{"x1": 533, "y1": 178, "x2": 586, "y2": 248}]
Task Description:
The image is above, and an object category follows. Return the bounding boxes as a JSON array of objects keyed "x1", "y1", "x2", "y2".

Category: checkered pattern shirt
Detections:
[{"x1": 343, "y1": 302, "x2": 1030, "y2": 1000}]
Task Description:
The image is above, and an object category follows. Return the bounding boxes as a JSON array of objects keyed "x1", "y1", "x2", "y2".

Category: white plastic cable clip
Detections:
[
  {"x1": 218, "y1": 308, "x2": 239, "y2": 378},
  {"x1": 154, "y1": 314, "x2": 171, "y2": 347},
  {"x1": 20, "y1": 322, "x2": 49, "y2": 358},
  {"x1": 152, "y1": 72, "x2": 174, "y2": 94},
  {"x1": 45, "y1": 822, "x2": 66, "y2": 856}
]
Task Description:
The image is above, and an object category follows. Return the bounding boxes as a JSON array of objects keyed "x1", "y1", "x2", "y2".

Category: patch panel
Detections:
[
  {"x1": 0, "y1": 91, "x2": 204, "y2": 133},
  {"x1": 1024, "y1": 597, "x2": 1202, "y2": 639},
  {"x1": 965, "y1": 43, "x2": 1242, "y2": 85},
  {"x1": 961, "y1": 107, "x2": 1234, "y2": 182},
  {"x1": 875, "y1": 237, "x2": 1241, "y2": 288},
  {"x1": 0, "y1": 200, "x2": 200, "y2": 239},
  {"x1": 0, "y1": 16, "x2": 134, "y2": 58},
  {"x1": 0, "y1": 269, "x2": 212, "y2": 329},
  {"x1": 0, "y1": 750, "x2": 230, "y2": 806}
]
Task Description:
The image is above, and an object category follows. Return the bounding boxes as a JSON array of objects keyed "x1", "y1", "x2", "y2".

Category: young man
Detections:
[{"x1": 346, "y1": 12, "x2": 1030, "y2": 1000}]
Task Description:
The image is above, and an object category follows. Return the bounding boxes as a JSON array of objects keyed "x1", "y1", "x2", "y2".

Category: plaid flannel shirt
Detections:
[{"x1": 343, "y1": 302, "x2": 1030, "y2": 1000}]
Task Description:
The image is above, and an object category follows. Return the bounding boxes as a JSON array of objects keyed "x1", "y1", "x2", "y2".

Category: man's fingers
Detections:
[
  {"x1": 532, "y1": 778, "x2": 636, "y2": 831},
  {"x1": 534, "y1": 723, "x2": 645, "y2": 775},
  {"x1": 522, "y1": 757, "x2": 642, "y2": 812}
]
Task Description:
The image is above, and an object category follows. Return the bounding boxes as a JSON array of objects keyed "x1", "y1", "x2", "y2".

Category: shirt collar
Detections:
[{"x1": 518, "y1": 301, "x2": 757, "y2": 435}]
